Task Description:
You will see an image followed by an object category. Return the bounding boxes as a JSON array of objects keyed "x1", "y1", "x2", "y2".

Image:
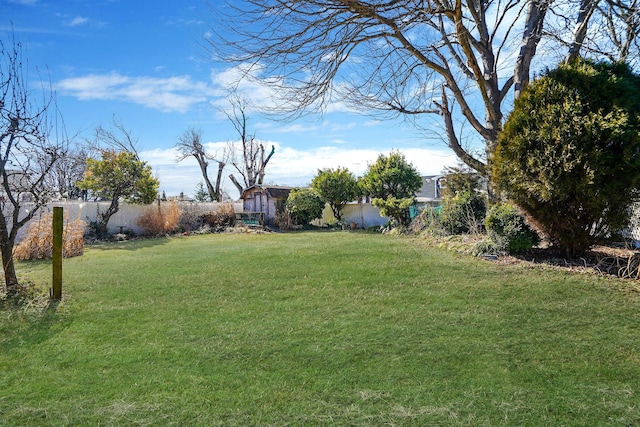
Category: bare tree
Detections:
[
  {"x1": 594, "y1": 0, "x2": 639, "y2": 64},
  {"x1": 44, "y1": 144, "x2": 87, "y2": 199},
  {"x1": 1, "y1": 36, "x2": 69, "y2": 295},
  {"x1": 89, "y1": 116, "x2": 141, "y2": 155},
  {"x1": 175, "y1": 127, "x2": 226, "y2": 202},
  {"x1": 224, "y1": 96, "x2": 275, "y2": 195},
  {"x1": 208, "y1": 0, "x2": 639, "y2": 177}
]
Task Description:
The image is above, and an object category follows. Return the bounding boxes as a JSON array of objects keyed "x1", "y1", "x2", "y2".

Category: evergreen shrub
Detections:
[
  {"x1": 485, "y1": 203, "x2": 539, "y2": 253},
  {"x1": 493, "y1": 59, "x2": 640, "y2": 256}
]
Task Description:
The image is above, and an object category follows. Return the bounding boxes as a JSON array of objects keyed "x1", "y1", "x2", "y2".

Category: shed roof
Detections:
[{"x1": 241, "y1": 185, "x2": 294, "y2": 200}]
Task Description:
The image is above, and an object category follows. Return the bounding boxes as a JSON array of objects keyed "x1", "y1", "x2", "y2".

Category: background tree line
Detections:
[{"x1": 285, "y1": 151, "x2": 423, "y2": 228}]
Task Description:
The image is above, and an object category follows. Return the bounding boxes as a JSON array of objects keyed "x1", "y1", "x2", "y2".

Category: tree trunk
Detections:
[
  {"x1": 0, "y1": 211, "x2": 18, "y2": 296},
  {"x1": 199, "y1": 161, "x2": 218, "y2": 203},
  {"x1": 97, "y1": 197, "x2": 120, "y2": 236},
  {"x1": 438, "y1": 86, "x2": 487, "y2": 176},
  {"x1": 257, "y1": 145, "x2": 275, "y2": 185},
  {"x1": 331, "y1": 204, "x2": 343, "y2": 222},
  {"x1": 215, "y1": 162, "x2": 225, "y2": 202},
  {"x1": 565, "y1": 0, "x2": 597, "y2": 63},
  {"x1": 514, "y1": 0, "x2": 550, "y2": 99}
]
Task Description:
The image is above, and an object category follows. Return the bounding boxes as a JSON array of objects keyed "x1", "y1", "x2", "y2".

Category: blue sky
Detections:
[{"x1": 3, "y1": 0, "x2": 459, "y2": 199}]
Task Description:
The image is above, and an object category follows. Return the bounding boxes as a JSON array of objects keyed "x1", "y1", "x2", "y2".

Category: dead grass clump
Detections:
[
  {"x1": 137, "y1": 202, "x2": 182, "y2": 236},
  {"x1": 14, "y1": 212, "x2": 86, "y2": 260}
]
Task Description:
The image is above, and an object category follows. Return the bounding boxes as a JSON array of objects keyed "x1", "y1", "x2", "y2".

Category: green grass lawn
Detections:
[{"x1": 1, "y1": 231, "x2": 639, "y2": 426}]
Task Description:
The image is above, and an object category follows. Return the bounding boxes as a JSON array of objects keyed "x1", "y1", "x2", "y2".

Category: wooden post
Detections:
[{"x1": 52, "y1": 206, "x2": 63, "y2": 300}]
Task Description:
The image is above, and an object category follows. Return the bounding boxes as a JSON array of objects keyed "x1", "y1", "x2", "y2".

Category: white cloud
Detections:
[
  {"x1": 66, "y1": 16, "x2": 89, "y2": 27},
  {"x1": 57, "y1": 63, "x2": 295, "y2": 116},
  {"x1": 210, "y1": 63, "x2": 353, "y2": 116},
  {"x1": 55, "y1": 62, "x2": 354, "y2": 118},
  {"x1": 210, "y1": 64, "x2": 285, "y2": 113},
  {"x1": 56, "y1": 72, "x2": 217, "y2": 113},
  {"x1": 261, "y1": 123, "x2": 320, "y2": 134},
  {"x1": 139, "y1": 147, "x2": 181, "y2": 166}
]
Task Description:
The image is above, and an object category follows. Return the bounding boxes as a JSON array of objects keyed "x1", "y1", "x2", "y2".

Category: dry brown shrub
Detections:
[
  {"x1": 137, "y1": 202, "x2": 182, "y2": 235},
  {"x1": 177, "y1": 204, "x2": 203, "y2": 233},
  {"x1": 200, "y1": 203, "x2": 237, "y2": 228},
  {"x1": 14, "y1": 212, "x2": 86, "y2": 260}
]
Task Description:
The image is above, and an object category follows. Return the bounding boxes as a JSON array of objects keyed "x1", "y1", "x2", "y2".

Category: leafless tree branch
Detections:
[{"x1": 208, "y1": 0, "x2": 639, "y2": 176}]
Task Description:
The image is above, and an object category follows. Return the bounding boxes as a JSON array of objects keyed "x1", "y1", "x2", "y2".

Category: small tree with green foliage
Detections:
[
  {"x1": 311, "y1": 167, "x2": 360, "y2": 222},
  {"x1": 492, "y1": 59, "x2": 640, "y2": 257},
  {"x1": 79, "y1": 150, "x2": 159, "y2": 236},
  {"x1": 360, "y1": 151, "x2": 423, "y2": 226},
  {"x1": 285, "y1": 188, "x2": 325, "y2": 226}
]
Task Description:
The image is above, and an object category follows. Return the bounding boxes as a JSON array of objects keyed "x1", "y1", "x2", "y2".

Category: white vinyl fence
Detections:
[{"x1": 14, "y1": 201, "x2": 244, "y2": 241}]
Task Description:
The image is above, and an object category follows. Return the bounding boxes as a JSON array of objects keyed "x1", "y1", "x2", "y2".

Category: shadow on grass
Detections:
[{"x1": 0, "y1": 285, "x2": 70, "y2": 352}]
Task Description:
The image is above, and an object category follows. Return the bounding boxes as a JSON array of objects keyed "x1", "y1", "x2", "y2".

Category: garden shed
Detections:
[{"x1": 240, "y1": 185, "x2": 293, "y2": 225}]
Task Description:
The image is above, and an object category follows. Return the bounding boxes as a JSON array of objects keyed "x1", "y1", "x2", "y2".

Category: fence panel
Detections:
[{"x1": 15, "y1": 201, "x2": 243, "y2": 241}]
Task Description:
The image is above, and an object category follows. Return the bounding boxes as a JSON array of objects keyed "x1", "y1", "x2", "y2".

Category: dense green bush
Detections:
[
  {"x1": 440, "y1": 191, "x2": 486, "y2": 234},
  {"x1": 373, "y1": 196, "x2": 415, "y2": 227},
  {"x1": 492, "y1": 59, "x2": 640, "y2": 257},
  {"x1": 359, "y1": 150, "x2": 422, "y2": 226},
  {"x1": 285, "y1": 188, "x2": 325, "y2": 225},
  {"x1": 485, "y1": 203, "x2": 539, "y2": 253},
  {"x1": 311, "y1": 167, "x2": 360, "y2": 221},
  {"x1": 87, "y1": 220, "x2": 110, "y2": 240}
]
